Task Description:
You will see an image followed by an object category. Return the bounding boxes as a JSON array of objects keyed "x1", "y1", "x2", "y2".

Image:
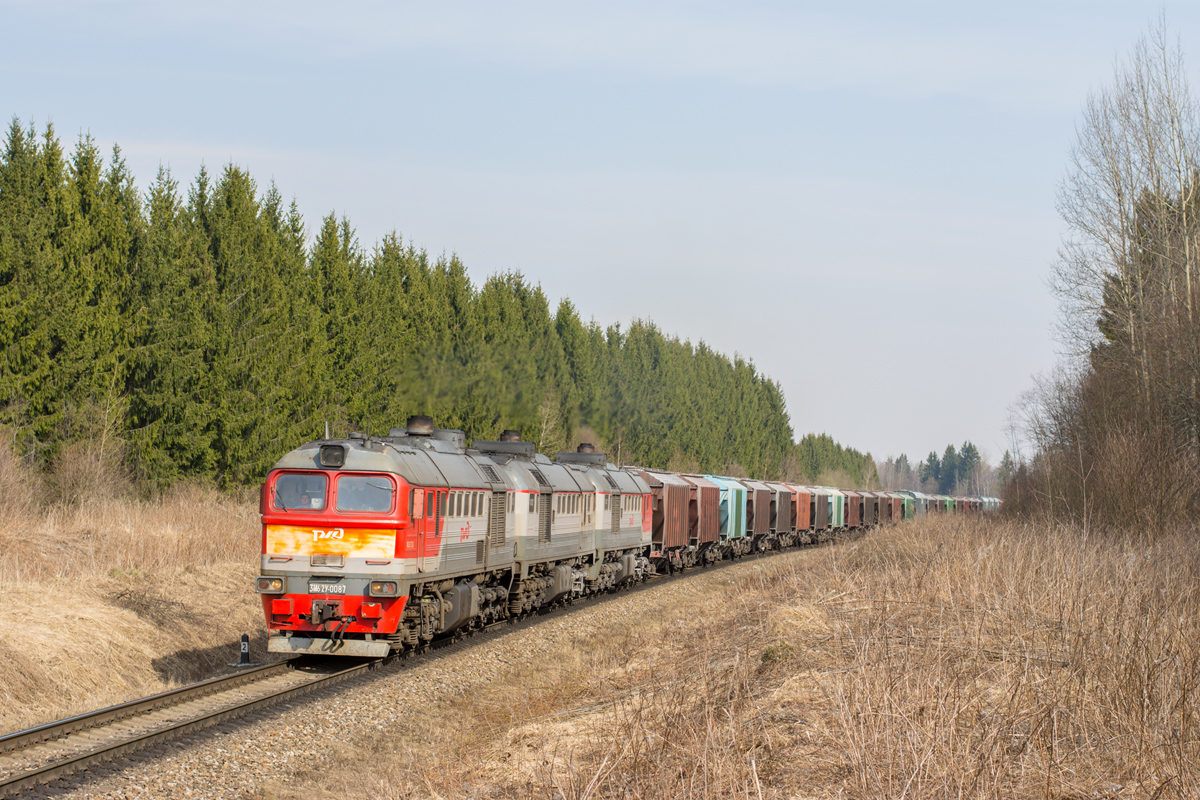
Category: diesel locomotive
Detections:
[{"x1": 256, "y1": 415, "x2": 999, "y2": 657}]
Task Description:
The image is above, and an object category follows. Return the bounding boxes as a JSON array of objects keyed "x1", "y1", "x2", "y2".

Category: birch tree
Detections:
[{"x1": 1053, "y1": 15, "x2": 1200, "y2": 451}]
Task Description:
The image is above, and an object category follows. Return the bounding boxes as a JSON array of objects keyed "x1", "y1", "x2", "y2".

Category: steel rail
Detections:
[
  {"x1": 0, "y1": 659, "x2": 294, "y2": 756},
  {"x1": 0, "y1": 658, "x2": 376, "y2": 798}
]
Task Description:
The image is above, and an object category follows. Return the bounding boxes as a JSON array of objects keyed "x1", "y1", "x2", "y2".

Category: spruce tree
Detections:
[
  {"x1": 125, "y1": 167, "x2": 218, "y2": 486},
  {"x1": 311, "y1": 211, "x2": 362, "y2": 419},
  {"x1": 958, "y1": 441, "x2": 981, "y2": 493},
  {"x1": 0, "y1": 119, "x2": 63, "y2": 449},
  {"x1": 939, "y1": 444, "x2": 960, "y2": 494}
]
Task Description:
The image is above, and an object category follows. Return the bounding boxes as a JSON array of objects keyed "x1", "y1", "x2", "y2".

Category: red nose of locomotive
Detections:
[{"x1": 257, "y1": 453, "x2": 413, "y2": 657}]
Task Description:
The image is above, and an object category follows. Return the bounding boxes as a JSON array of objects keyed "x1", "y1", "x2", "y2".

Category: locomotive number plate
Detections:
[{"x1": 308, "y1": 581, "x2": 346, "y2": 595}]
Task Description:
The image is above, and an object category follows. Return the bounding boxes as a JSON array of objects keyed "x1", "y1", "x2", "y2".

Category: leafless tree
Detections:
[{"x1": 1052, "y1": 15, "x2": 1200, "y2": 451}]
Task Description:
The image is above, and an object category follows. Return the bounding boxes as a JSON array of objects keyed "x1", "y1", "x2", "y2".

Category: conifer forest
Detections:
[{"x1": 0, "y1": 120, "x2": 878, "y2": 491}]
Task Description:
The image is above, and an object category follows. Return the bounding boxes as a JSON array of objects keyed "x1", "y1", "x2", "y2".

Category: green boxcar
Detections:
[
  {"x1": 705, "y1": 475, "x2": 747, "y2": 542},
  {"x1": 822, "y1": 487, "x2": 846, "y2": 529},
  {"x1": 898, "y1": 490, "x2": 928, "y2": 516}
]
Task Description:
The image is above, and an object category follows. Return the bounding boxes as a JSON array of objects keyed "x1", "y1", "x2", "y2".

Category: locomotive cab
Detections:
[
  {"x1": 259, "y1": 449, "x2": 416, "y2": 658},
  {"x1": 257, "y1": 417, "x2": 508, "y2": 658}
]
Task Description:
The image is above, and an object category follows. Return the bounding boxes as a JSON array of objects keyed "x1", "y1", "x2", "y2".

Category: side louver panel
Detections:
[
  {"x1": 490, "y1": 492, "x2": 506, "y2": 547},
  {"x1": 538, "y1": 494, "x2": 552, "y2": 544}
]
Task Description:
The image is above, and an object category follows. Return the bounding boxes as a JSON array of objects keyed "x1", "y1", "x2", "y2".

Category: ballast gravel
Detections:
[{"x1": 30, "y1": 556, "x2": 779, "y2": 799}]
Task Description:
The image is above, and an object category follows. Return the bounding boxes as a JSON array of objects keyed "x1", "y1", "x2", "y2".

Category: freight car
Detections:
[{"x1": 256, "y1": 416, "x2": 999, "y2": 657}]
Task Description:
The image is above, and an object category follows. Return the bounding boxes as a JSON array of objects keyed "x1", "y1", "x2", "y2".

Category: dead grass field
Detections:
[
  {"x1": 0, "y1": 485, "x2": 264, "y2": 734},
  {"x1": 273, "y1": 515, "x2": 1200, "y2": 800}
]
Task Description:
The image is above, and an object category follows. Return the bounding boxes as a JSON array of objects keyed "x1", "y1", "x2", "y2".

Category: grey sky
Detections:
[{"x1": 5, "y1": 1, "x2": 1191, "y2": 464}]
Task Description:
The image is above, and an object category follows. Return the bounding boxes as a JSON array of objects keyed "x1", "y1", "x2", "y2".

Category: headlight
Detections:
[
  {"x1": 319, "y1": 444, "x2": 346, "y2": 468},
  {"x1": 256, "y1": 577, "x2": 285, "y2": 594},
  {"x1": 369, "y1": 580, "x2": 399, "y2": 597}
]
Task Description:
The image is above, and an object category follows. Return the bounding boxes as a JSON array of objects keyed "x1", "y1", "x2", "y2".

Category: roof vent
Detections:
[
  {"x1": 555, "y1": 447, "x2": 607, "y2": 466},
  {"x1": 474, "y1": 440, "x2": 536, "y2": 459},
  {"x1": 499, "y1": 430, "x2": 522, "y2": 442},
  {"x1": 406, "y1": 415, "x2": 434, "y2": 436}
]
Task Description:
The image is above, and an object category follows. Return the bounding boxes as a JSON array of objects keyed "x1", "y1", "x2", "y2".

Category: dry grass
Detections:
[
  {"x1": 0, "y1": 460, "x2": 264, "y2": 734},
  {"x1": 0, "y1": 481, "x2": 259, "y2": 584},
  {"x1": 817, "y1": 518, "x2": 1200, "y2": 798},
  {"x1": 273, "y1": 515, "x2": 1200, "y2": 800}
]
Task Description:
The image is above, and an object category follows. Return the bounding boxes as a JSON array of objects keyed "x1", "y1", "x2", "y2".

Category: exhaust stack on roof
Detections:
[{"x1": 406, "y1": 415, "x2": 434, "y2": 436}]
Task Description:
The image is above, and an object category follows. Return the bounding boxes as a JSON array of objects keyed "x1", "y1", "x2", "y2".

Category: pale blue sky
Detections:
[{"x1": 5, "y1": 1, "x2": 1194, "y2": 464}]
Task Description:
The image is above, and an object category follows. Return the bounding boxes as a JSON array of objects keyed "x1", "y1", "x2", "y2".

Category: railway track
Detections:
[
  {"x1": 0, "y1": 535, "x2": 845, "y2": 798},
  {"x1": 0, "y1": 655, "x2": 384, "y2": 798}
]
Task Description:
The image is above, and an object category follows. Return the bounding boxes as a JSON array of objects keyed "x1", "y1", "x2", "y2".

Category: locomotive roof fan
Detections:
[{"x1": 499, "y1": 429, "x2": 522, "y2": 442}]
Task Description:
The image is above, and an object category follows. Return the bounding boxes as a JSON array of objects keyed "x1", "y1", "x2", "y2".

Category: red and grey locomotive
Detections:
[{"x1": 257, "y1": 416, "x2": 652, "y2": 657}]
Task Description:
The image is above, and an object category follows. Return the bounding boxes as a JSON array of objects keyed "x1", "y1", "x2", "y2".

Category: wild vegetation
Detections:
[
  {"x1": 0, "y1": 120, "x2": 876, "y2": 492},
  {"x1": 1011, "y1": 20, "x2": 1200, "y2": 525},
  {"x1": 0, "y1": 436, "x2": 262, "y2": 734},
  {"x1": 265, "y1": 514, "x2": 1200, "y2": 800}
]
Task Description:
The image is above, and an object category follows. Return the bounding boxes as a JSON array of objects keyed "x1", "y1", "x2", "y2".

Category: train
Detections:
[{"x1": 256, "y1": 415, "x2": 1001, "y2": 658}]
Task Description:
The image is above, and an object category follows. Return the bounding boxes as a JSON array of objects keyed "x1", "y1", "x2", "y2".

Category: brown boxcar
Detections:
[
  {"x1": 808, "y1": 486, "x2": 831, "y2": 531},
  {"x1": 786, "y1": 483, "x2": 812, "y2": 531},
  {"x1": 844, "y1": 490, "x2": 863, "y2": 529},
  {"x1": 875, "y1": 491, "x2": 889, "y2": 524},
  {"x1": 634, "y1": 469, "x2": 691, "y2": 552},
  {"x1": 884, "y1": 492, "x2": 903, "y2": 522},
  {"x1": 862, "y1": 491, "x2": 882, "y2": 526},
  {"x1": 859, "y1": 491, "x2": 878, "y2": 527},
  {"x1": 765, "y1": 481, "x2": 794, "y2": 534},
  {"x1": 739, "y1": 479, "x2": 773, "y2": 538},
  {"x1": 681, "y1": 474, "x2": 721, "y2": 547},
  {"x1": 857, "y1": 490, "x2": 875, "y2": 526}
]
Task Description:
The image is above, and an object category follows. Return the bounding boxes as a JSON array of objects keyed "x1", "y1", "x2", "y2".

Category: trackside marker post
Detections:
[{"x1": 229, "y1": 634, "x2": 259, "y2": 668}]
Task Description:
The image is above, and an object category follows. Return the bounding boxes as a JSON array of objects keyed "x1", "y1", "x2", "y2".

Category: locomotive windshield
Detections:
[
  {"x1": 336, "y1": 475, "x2": 394, "y2": 512},
  {"x1": 274, "y1": 473, "x2": 327, "y2": 510}
]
